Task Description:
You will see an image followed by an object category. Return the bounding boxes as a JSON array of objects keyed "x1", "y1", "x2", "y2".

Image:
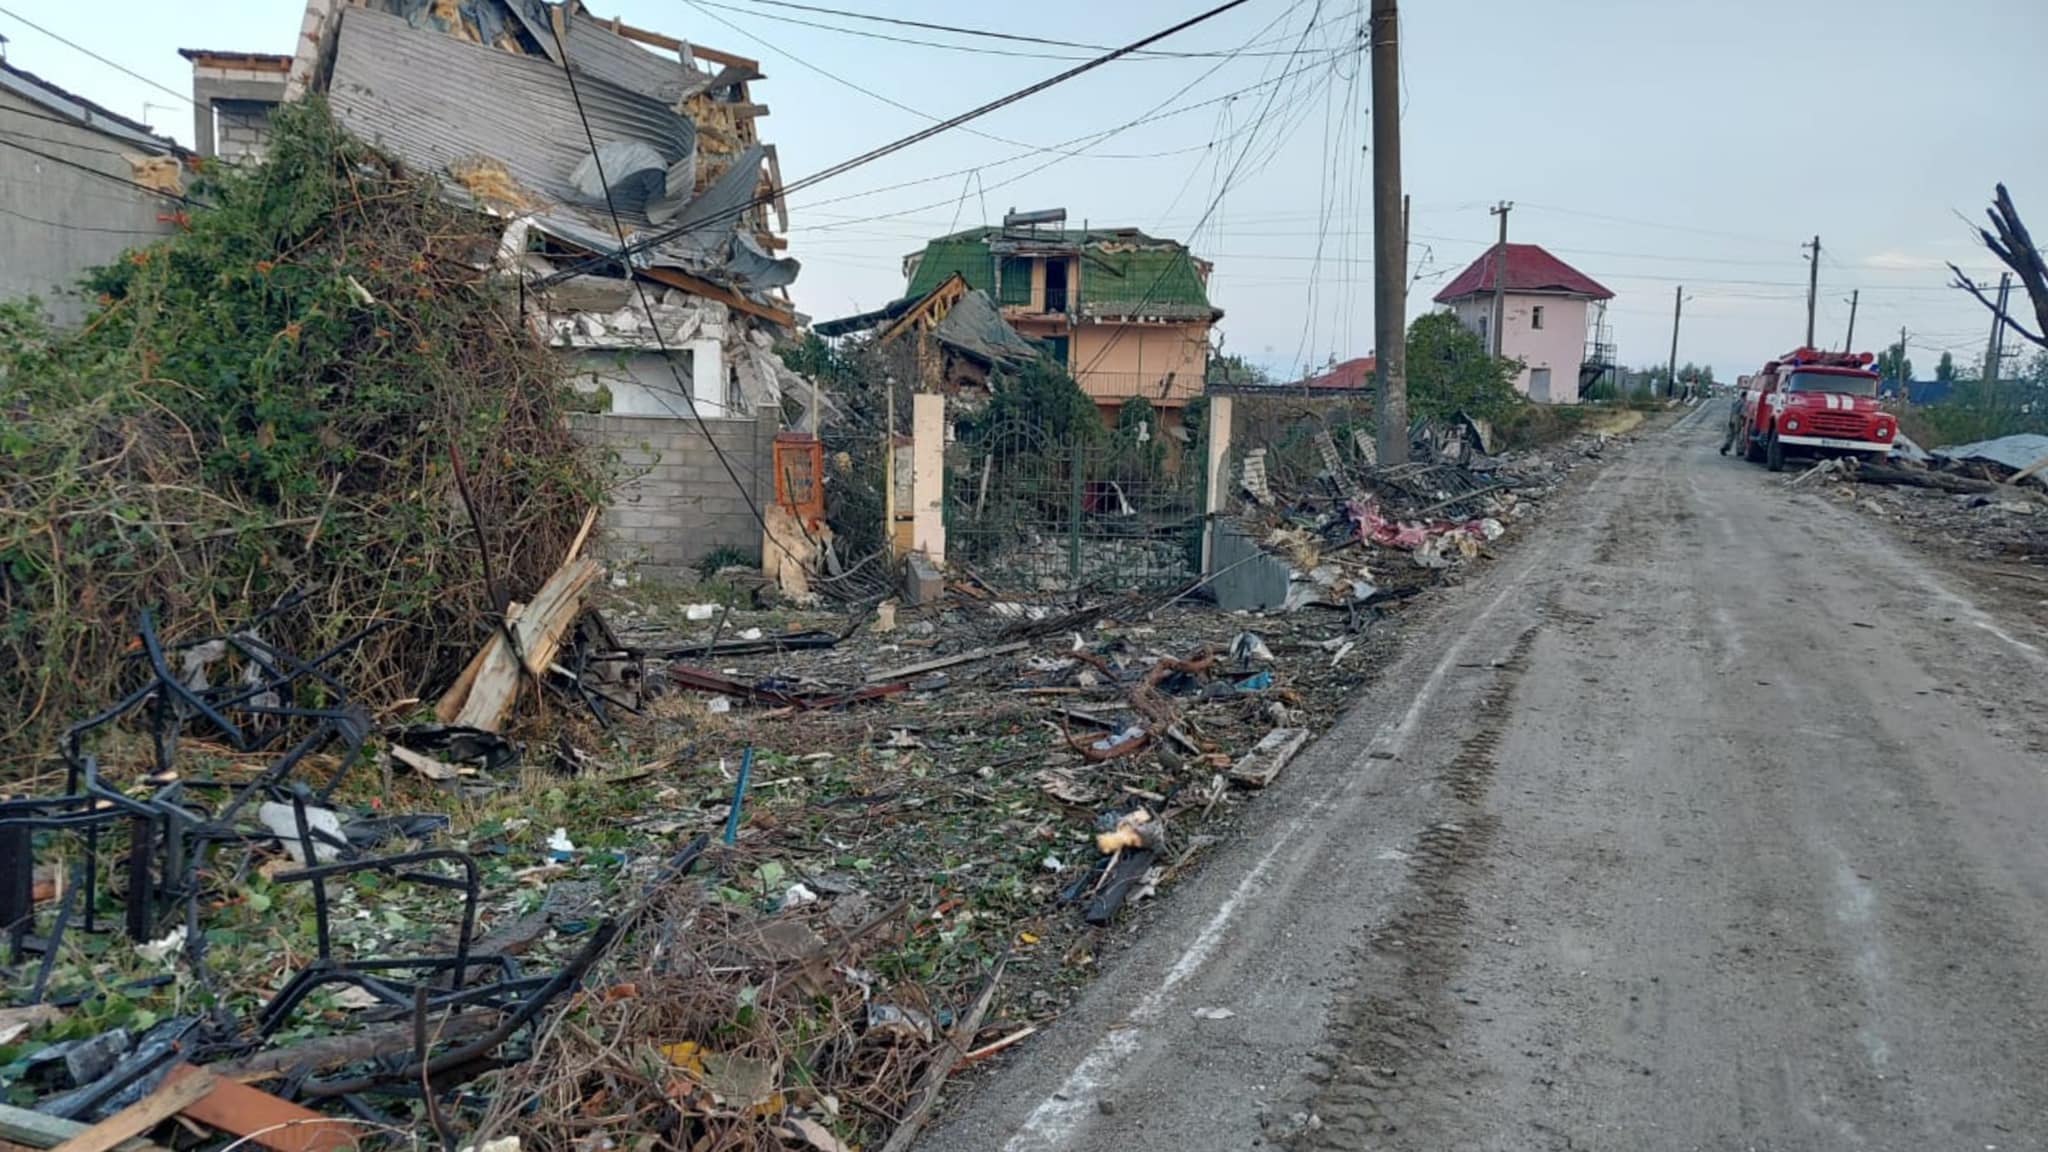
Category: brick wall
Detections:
[{"x1": 570, "y1": 411, "x2": 778, "y2": 578}]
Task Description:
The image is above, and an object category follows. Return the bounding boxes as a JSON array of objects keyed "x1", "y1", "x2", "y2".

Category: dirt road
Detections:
[{"x1": 920, "y1": 403, "x2": 2048, "y2": 1151}]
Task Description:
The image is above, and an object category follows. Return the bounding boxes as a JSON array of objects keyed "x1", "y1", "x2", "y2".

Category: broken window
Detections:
[
  {"x1": 999, "y1": 257, "x2": 1035, "y2": 308},
  {"x1": 1044, "y1": 258, "x2": 1071, "y2": 313}
]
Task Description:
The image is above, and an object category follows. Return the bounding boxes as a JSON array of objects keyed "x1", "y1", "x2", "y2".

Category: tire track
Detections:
[{"x1": 1297, "y1": 625, "x2": 1541, "y2": 1149}]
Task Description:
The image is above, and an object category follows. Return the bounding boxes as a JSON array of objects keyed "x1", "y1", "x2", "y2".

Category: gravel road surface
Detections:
[{"x1": 918, "y1": 402, "x2": 2048, "y2": 1151}]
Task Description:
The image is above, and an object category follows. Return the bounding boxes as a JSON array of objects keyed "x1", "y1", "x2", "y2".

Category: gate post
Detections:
[
  {"x1": 911, "y1": 392, "x2": 946, "y2": 565},
  {"x1": 1201, "y1": 394, "x2": 1234, "y2": 573}
]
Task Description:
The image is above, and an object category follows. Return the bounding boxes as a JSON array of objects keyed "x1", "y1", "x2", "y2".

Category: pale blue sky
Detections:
[{"x1": 5, "y1": 0, "x2": 2044, "y2": 380}]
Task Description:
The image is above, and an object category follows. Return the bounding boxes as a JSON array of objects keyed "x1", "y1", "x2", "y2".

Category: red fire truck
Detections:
[{"x1": 1728, "y1": 347, "x2": 1898, "y2": 472}]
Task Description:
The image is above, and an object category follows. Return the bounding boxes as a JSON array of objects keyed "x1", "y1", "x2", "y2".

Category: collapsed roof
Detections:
[
  {"x1": 903, "y1": 226, "x2": 1220, "y2": 322},
  {"x1": 309, "y1": 0, "x2": 797, "y2": 316}
]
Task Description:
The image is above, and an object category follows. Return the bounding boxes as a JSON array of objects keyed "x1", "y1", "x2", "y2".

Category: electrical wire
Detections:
[
  {"x1": 535, "y1": 0, "x2": 1258, "y2": 287},
  {"x1": 0, "y1": 5, "x2": 193, "y2": 106},
  {"x1": 0, "y1": 134, "x2": 190, "y2": 204},
  {"x1": 721, "y1": 0, "x2": 1327, "y2": 59},
  {"x1": 0, "y1": 201, "x2": 168, "y2": 235},
  {"x1": 1076, "y1": 1, "x2": 1334, "y2": 381},
  {"x1": 543, "y1": 17, "x2": 792, "y2": 562}
]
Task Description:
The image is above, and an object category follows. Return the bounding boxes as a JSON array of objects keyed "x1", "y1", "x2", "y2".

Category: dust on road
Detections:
[{"x1": 920, "y1": 402, "x2": 2048, "y2": 1152}]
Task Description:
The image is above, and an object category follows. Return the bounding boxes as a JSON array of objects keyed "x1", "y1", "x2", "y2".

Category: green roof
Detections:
[{"x1": 903, "y1": 227, "x2": 1216, "y2": 319}]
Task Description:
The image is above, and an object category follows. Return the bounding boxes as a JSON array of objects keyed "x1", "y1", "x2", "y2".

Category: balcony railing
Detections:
[{"x1": 1074, "y1": 369, "x2": 1202, "y2": 404}]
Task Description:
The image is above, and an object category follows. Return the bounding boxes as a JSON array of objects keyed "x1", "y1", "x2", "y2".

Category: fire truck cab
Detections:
[{"x1": 1734, "y1": 347, "x2": 1897, "y2": 472}]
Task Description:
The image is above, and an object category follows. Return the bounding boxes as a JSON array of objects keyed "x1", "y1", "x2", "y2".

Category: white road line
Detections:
[{"x1": 1002, "y1": 561, "x2": 1543, "y2": 1151}]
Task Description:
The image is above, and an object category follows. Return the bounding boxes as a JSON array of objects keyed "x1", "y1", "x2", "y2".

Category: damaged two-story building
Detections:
[{"x1": 184, "y1": 0, "x2": 815, "y2": 576}]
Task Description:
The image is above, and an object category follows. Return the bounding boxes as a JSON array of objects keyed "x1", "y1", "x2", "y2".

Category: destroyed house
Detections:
[
  {"x1": 898, "y1": 218, "x2": 1220, "y2": 422},
  {"x1": 222, "y1": 0, "x2": 814, "y2": 576}
]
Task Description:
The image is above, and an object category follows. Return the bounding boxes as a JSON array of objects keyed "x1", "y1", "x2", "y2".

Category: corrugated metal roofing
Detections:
[
  {"x1": 326, "y1": 4, "x2": 794, "y2": 293},
  {"x1": 0, "y1": 59, "x2": 180, "y2": 153}
]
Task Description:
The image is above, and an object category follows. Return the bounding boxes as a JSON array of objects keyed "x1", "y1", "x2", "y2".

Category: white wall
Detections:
[{"x1": 1446, "y1": 293, "x2": 1591, "y2": 404}]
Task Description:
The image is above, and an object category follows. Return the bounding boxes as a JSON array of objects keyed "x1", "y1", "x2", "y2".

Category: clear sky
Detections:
[{"x1": 5, "y1": 0, "x2": 2044, "y2": 382}]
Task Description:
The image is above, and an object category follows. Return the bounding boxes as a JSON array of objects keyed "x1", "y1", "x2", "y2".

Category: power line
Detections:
[
  {"x1": 1077, "y1": 1, "x2": 1334, "y2": 381},
  {"x1": 0, "y1": 201, "x2": 168, "y2": 235},
  {"x1": 783, "y1": 55, "x2": 1341, "y2": 222},
  {"x1": 543, "y1": 17, "x2": 791, "y2": 564},
  {"x1": 536, "y1": 0, "x2": 1259, "y2": 286},
  {"x1": 0, "y1": 134, "x2": 190, "y2": 205},
  {"x1": 722, "y1": 0, "x2": 1322, "y2": 59},
  {"x1": 0, "y1": 5, "x2": 193, "y2": 106}
]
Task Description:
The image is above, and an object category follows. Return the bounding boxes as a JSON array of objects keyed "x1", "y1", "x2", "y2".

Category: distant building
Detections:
[
  {"x1": 898, "y1": 218, "x2": 1221, "y2": 422},
  {"x1": 1434, "y1": 243, "x2": 1614, "y2": 404},
  {"x1": 0, "y1": 58, "x2": 185, "y2": 326},
  {"x1": 1292, "y1": 355, "x2": 1377, "y2": 392},
  {"x1": 177, "y1": 49, "x2": 289, "y2": 163}
]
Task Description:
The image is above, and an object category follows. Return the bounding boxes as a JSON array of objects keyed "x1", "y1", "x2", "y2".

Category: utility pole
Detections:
[
  {"x1": 1983, "y1": 271, "x2": 2011, "y2": 407},
  {"x1": 1842, "y1": 289, "x2": 1859, "y2": 352},
  {"x1": 1489, "y1": 201, "x2": 1513, "y2": 358},
  {"x1": 1370, "y1": 0, "x2": 1408, "y2": 466},
  {"x1": 1897, "y1": 326, "x2": 1908, "y2": 403},
  {"x1": 1666, "y1": 284, "x2": 1683, "y2": 400},
  {"x1": 1802, "y1": 235, "x2": 1821, "y2": 348}
]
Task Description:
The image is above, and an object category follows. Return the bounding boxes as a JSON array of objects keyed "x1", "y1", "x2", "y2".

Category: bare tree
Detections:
[{"x1": 1950, "y1": 184, "x2": 2048, "y2": 349}]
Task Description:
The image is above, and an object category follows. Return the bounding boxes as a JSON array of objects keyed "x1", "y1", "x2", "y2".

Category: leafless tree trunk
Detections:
[{"x1": 1950, "y1": 184, "x2": 2048, "y2": 349}]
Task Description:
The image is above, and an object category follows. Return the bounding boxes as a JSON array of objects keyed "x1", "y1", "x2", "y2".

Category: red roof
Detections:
[
  {"x1": 1295, "y1": 355, "x2": 1375, "y2": 390},
  {"x1": 1433, "y1": 243, "x2": 1612, "y2": 303}
]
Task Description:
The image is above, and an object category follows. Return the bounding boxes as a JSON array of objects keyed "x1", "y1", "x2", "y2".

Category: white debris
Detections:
[{"x1": 259, "y1": 801, "x2": 345, "y2": 865}]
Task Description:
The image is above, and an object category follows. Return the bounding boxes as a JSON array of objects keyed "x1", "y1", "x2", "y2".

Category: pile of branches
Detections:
[
  {"x1": 0, "y1": 100, "x2": 603, "y2": 770},
  {"x1": 472, "y1": 879, "x2": 949, "y2": 1152}
]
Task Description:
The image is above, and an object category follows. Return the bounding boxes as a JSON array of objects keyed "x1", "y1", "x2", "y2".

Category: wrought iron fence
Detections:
[{"x1": 947, "y1": 418, "x2": 1202, "y2": 594}]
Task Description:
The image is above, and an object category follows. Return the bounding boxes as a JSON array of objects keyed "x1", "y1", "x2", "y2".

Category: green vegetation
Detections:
[
  {"x1": 1404, "y1": 311, "x2": 1522, "y2": 422},
  {"x1": 0, "y1": 101, "x2": 602, "y2": 769}
]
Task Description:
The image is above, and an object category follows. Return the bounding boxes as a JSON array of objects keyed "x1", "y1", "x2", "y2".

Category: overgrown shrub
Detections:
[{"x1": 0, "y1": 101, "x2": 604, "y2": 769}]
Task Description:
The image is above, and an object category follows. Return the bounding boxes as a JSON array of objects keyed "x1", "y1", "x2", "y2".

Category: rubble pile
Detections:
[
  {"x1": 1795, "y1": 433, "x2": 2048, "y2": 567},
  {"x1": 1220, "y1": 417, "x2": 1596, "y2": 612}
]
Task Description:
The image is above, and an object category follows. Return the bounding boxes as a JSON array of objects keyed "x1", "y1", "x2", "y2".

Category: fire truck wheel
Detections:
[{"x1": 1766, "y1": 431, "x2": 1786, "y2": 472}]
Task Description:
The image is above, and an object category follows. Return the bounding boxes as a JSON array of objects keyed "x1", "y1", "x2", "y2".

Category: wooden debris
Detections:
[
  {"x1": 442, "y1": 557, "x2": 602, "y2": 732},
  {"x1": 208, "y1": 1012, "x2": 502, "y2": 1081},
  {"x1": 160, "y1": 1064, "x2": 359, "y2": 1152},
  {"x1": 865, "y1": 641, "x2": 1027, "y2": 683},
  {"x1": 386, "y1": 744, "x2": 467, "y2": 782},
  {"x1": 49, "y1": 1070, "x2": 213, "y2": 1152},
  {"x1": 1230, "y1": 727, "x2": 1311, "y2": 788},
  {"x1": 877, "y1": 953, "x2": 1006, "y2": 1152},
  {"x1": 0, "y1": 1105, "x2": 159, "y2": 1152}
]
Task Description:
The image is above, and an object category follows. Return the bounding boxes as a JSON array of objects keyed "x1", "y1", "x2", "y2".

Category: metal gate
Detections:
[{"x1": 947, "y1": 418, "x2": 1202, "y2": 594}]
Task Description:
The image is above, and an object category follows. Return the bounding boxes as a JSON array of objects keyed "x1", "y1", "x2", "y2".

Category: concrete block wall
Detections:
[
  {"x1": 570, "y1": 411, "x2": 778, "y2": 578},
  {"x1": 214, "y1": 101, "x2": 275, "y2": 164}
]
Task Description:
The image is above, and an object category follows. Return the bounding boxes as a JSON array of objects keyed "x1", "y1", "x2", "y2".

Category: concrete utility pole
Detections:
[
  {"x1": 1984, "y1": 271, "x2": 2011, "y2": 407},
  {"x1": 1667, "y1": 284, "x2": 1684, "y2": 399},
  {"x1": 1489, "y1": 201, "x2": 1513, "y2": 358},
  {"x1": 1370, "y1": 0, "x2": 1408, "y2": 466},
  {"x1": 1898, "y1": 325, "x2": 1909, "y2": 403},
  {"x1": 1802, "y1": 235, "x2": 1821, "y2": 347},
  {"x1": 1843, "y1": 289, "x2": 1859, "y2": 352}
]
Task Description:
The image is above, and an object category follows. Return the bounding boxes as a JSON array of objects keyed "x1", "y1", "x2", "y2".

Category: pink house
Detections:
[{"x1": 1434, "y1": 244, "x2": 1614, "y2": 404}]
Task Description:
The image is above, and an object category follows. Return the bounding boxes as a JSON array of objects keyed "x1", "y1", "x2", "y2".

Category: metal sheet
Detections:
[{"x1": 1932, "y1": 433, "x2": 2048, "y2": 472}]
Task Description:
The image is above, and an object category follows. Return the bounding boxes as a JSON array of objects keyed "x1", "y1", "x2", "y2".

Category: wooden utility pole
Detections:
[
  {"x1": 1666, "y1": 284, "x2": 1684, "y2": 399},
  {"x1": 1802, "y1": 235, "x2": 1821, "y2": 347},
  {"x1": 1843, "y1": 289, "x2": 1859, "y2": 352},
  {"x1": 1370, "y1": 0, "x2": 1408, "y2": 465},
  {"x1": 1489, "y1": 201, "x2": 1513, "y2": 357},
  {"x1": 1983, "y1": 271, "x2": 2011, "y2": 406}
]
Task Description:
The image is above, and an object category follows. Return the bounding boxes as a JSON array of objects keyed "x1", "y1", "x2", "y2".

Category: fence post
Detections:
[
  {"x1": 1067, "y1": 444, "x2": 1084, "y2": 582},
  {"x1": 1201, "y1": 394, "x2": 1234, "y2": 573},
  {"x1": 911, "y1": 393, "x2": 946, "y2": 566}
]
